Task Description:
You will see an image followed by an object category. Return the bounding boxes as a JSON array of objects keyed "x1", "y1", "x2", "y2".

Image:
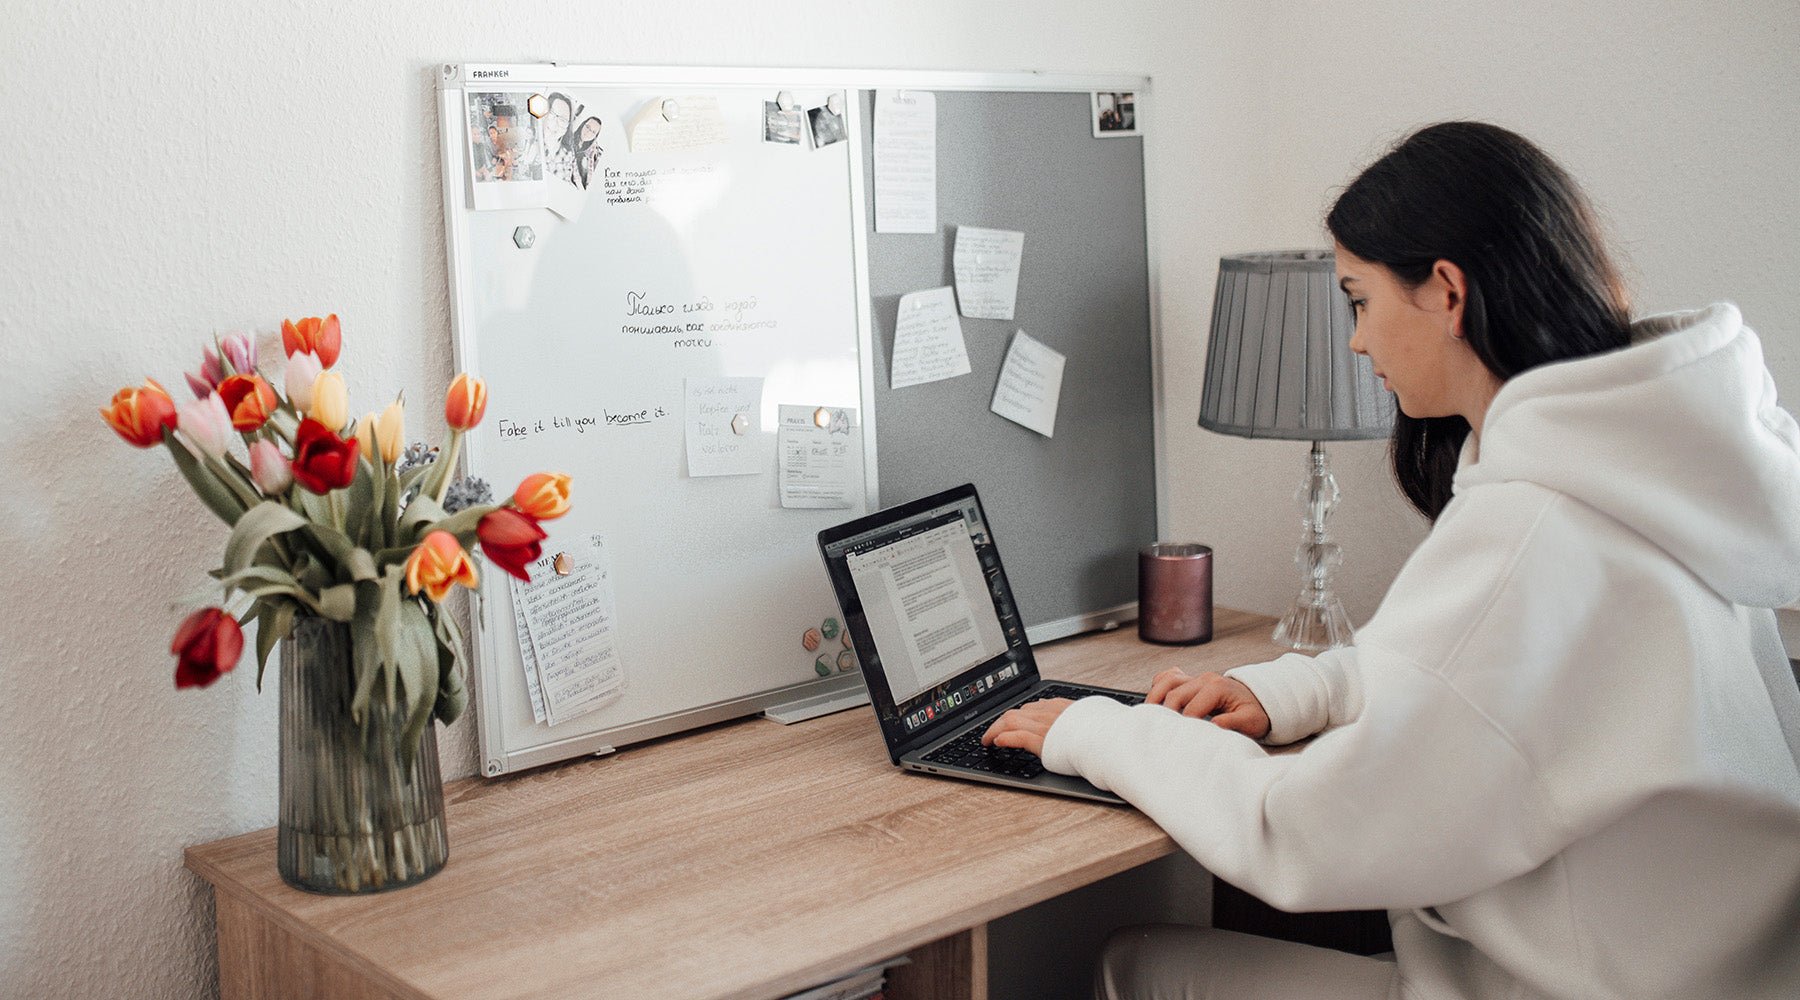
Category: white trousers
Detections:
[{"x1": 1095, "y1": 925, "x2": 1398, "y2": 1000}]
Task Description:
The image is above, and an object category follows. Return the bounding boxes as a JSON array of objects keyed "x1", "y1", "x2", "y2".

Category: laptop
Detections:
[{"x1": 818, "y1": 483, "x2": 1143, "y2": 804}]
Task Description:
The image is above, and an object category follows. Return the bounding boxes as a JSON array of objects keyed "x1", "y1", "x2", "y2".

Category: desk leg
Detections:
[
  {"x1": 215, "y1": 891, "x2": 404, "y2": 1000},
  {"x1": 888, "y1": 924, "x2": 988, "y2": 1000}
]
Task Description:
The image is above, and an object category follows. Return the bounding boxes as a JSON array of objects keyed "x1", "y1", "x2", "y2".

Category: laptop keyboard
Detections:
[{"x1": 920, "y1": 684, "x2": 1143, "y2": 778}]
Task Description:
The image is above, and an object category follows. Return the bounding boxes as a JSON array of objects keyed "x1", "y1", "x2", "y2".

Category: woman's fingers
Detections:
[
  {"x1": 981, "y1": 698, "x2": 1073, "y2": 756},
  {"x1": 1145, "y1": 667, "x2": 1192, "y2": 705}
]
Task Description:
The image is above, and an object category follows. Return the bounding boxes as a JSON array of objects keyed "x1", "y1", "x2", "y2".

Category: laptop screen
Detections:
[{"x1": 819, "y1": 485, "x2": 1037, "y2": 753}]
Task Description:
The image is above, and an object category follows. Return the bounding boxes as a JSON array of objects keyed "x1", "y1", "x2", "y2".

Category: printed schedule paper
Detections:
[
  {"x1": 990, "y1": 329, "x2": 1066, "y2": 438},
  {"x1": 512, "y1": 532, "x2": 625, "y2": 727},
  {"x1": 890, "y1": 287, "x2": 971, "y2": 389},
  {"x1": 778, "y1": 405, "x2": 857, "y2": 509},
  {"x1": 685, "y1": 377, "x2": 765, "y2": 477},
  {"x1": 873, "y1": 90, "x2": 937, "y2": 234},
  {"x1": 953, "y1": 227, "x2": 1025, "y2": 320}
]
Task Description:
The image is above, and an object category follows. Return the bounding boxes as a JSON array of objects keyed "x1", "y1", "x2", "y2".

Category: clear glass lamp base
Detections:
[{"x1": 1273, "y1": 590, "x2": 1355, "y2": 652}]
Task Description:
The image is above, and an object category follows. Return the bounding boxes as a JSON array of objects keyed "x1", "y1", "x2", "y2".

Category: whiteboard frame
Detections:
[{"x1": 436, "y1": 64, "x2": 1160, "y2": 776}]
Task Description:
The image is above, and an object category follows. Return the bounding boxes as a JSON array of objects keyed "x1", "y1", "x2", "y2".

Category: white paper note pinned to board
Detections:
[
  {"x1": 874, "y1": 90, "x2": 937, "y2": 233},
  {"x1": 778, "y1": 404, "x2": 857, "y2": 509},
  {"x1": 890, "y1": 287, "x2": 970, "y2": 389},
  {"x1": 628, "y1": 95, "x2": 730, "y2": 153},
  {"x1": 990, "y1": 329, "x2": 1065, "y2": 438},
  {"x1": 953, "y1": 226, "x2": 1025, "y2": 320},
  {"x1": 685, "y1": 376, "x2": 765, "y2": 477},
  {"x1": 512, "y1": 533, "x2": 625, "y2": 726}
]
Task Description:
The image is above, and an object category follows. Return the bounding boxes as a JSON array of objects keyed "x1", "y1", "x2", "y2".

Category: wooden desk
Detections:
[{"x1": 186, "y1": 609, "x2": 1283, "y2": 999}]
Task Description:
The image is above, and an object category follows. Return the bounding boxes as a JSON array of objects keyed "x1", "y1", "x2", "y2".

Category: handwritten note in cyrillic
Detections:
[
  {"x1": 512, "y1": 532, "x2": 625, "y2": 726},
  {"x1": 953, "y1": 227, "x2": 1025, "y2": 320},
  {"x1": 874, "y1": 90, "x2": 937, "y2": 234},
  {"x1": 990, "y1": 330, "x2": 1066, "y2": 438},
  {"x1": 890, "y1": 287, "x2": 970, "y2": 390}
]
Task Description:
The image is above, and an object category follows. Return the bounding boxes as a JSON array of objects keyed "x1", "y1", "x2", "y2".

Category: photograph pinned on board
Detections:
[
  {"x1": 764, "y1": 101, "x2": 806, "y2": 145},
  {"x1": 538, "y1": 93, "x2": 603, "y2": 220},
  {"x1": 1091, "y1": 91, "x2": 1139, "y2": 138},
  {"x1": 807, "y1": 104, "x2": 848, "y2": 149},
  {"x1": 467, "y1": 91, "x2": 548, "y2": 210}
]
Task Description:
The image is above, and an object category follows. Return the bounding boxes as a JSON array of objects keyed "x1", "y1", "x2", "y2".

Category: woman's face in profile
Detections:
[{"x1": 1337, "y1": 244, "x2": 1470, "y2": 420}]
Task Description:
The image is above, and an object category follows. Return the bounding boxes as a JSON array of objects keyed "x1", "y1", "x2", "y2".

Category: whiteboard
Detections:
[
  {"x1": 439, "y1": 66, "x2": 876, "y2": 775},
  {"x1": 437, "y1": 65, "x2": 1159, "y2": 777}
]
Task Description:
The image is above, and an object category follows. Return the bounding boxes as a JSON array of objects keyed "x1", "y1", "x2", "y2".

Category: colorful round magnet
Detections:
[
  {"x1": 801, "y1": 627, "x2": 822, "y2": 651},
  {"x1": 836, "y1": 650, "x2": 856, "y2": 672},
  {"x1": 814, "y1": 655, "x2": 833, "y2": 677},
  {"x1": 820, "y1": 617, "x2": 840, "y2": 639}
]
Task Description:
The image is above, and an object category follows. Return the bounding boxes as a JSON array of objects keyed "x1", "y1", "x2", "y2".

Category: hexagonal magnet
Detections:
[{"x1": 513, "y1": 226, "x2": 536, "y2": 249}]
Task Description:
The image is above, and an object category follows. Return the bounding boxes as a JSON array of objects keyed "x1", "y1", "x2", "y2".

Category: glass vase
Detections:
[{"x1": 278, "y1": 617, "x2": 448, "y2": 894}]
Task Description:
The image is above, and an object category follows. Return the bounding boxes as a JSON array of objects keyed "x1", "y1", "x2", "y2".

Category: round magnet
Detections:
[
  {"x1": 814, "y1": 655, "x2": 833, "y2": 677},
  {"x1": 801, "y1": 627, "x2": 822, "y2": 651},
  {"x1": 836, "y1": 649, "x2": 856, "y2": 672},
  {"x1": 813, "y1": 407, "x2": 831, "y2": 428},
  {"x1": 553, "y1": 552, "x2": 573, "y2": 576},
  {"x1": 826, "y1": 93, "x2": 843, "y2": 116},
  {"x1": 526, "y1": 93, "x2": 550, "y2": 119},
  {"x1": 820, "y1": 617, "x2": 840, "y2": 639},
  {"x1": 776, "y1": 90, "x2": 797, "y2": 112},
  {"x1": 730, "y1": 412, "x2": 750, "y2": 435},
  {"x1": 661, "y1": 98, "x2": 680, "y2": 121}
]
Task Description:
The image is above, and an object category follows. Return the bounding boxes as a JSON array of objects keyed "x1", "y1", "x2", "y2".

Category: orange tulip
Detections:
[
  {"x1": 215, "y1": 374, "x2": 279, "y2": 431},
  {"x1": 444, "y1": 373, "x2": 488, "y2": 431},
  {"x1": 404, "y1": 531, "x2": 480, "y2": 602},
  {"x1": 101, "y1": 378, "x2": 178, "y2": 447},
  {"x1": 281, "y1": 314, "x2": 342, "y2": 368},
  {"x1": 512, "y1": 472, "x2": 572, "y2": 520}
]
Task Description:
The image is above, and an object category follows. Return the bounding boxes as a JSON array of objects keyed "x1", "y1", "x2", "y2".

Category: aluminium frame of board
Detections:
[{"x1": 435, "y1": 64, "x2": 1165, "y2": 776}]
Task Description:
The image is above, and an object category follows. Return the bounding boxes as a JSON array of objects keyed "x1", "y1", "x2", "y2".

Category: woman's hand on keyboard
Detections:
[
  {"x1": 980, "y1": 697, "x2": 1074, "y2": 756},
  {"x1": 1146, "y1": 668, "x2": 1271, "y2": 740}
]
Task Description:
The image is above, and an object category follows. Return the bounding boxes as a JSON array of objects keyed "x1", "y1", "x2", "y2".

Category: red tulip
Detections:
[
  {"x1": 101, "y1": 378, "x2": 179, "y2": 447},
  {"x1": 172, "y1": 607, "x2": 244, "y2": 689},
  {"x1": 281, "y1": 314, "x2": 342, "y2": 368},
  {"x1": 215, "y1": 373, "x2": 279, "y2": 431},
  {"x1": 477, "y1": 508, "x2": 546, "y2": 582},
  {"x1": 290, "y1": 417, "x2": 358, "y2": 493}
]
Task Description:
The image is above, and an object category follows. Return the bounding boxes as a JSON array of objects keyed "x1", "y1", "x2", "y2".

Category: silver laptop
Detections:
[{"x1": 818, "y1": 483, "x2": 1142, "y2": 804}]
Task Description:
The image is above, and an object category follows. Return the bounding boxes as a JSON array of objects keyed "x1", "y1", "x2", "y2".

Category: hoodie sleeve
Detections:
[
  {"x1": 1223, "y1": 647, "x2": 1365, "y2": 746},
  {"x1": 1041, "y1": 482, "x2": 1594, "y2": 912}
]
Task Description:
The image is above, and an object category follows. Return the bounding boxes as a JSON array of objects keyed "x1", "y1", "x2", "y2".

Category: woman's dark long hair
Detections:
[{"x1": 1326, "y1": 122, "x2": 1633, "y2": 521}]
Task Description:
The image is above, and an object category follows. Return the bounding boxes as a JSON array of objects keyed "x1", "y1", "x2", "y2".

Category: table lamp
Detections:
[{"x1": 1196, "y1": 250, "x2": 1395, "y2": 650}]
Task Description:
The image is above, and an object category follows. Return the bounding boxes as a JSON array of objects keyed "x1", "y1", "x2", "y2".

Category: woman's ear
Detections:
[{"x1": 1431, "y1": 259, "x2": 1469, "y2": 336}]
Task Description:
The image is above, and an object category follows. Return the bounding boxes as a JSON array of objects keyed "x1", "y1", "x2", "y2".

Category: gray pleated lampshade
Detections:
[{"x1": 1197, "y1": 250, "x2": 1395, "y2": 440}]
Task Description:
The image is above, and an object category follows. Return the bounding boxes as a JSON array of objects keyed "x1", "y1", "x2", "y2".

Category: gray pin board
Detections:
[
  {"x1": 436, "y1": 66, "x2": 1161, "y2": 776},
  {"x1": 863, "y1": 88, "x2": 1159, "y2": 642}
]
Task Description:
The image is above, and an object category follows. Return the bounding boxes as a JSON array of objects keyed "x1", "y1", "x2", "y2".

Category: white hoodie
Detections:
[{"x1": 1043, "y1": 304, "x2": 1800, "y2": 999}]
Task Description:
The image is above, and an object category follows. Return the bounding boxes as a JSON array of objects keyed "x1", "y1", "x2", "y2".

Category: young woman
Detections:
[{"x1": 985, "y1": 122, "x2": 1800, "y2": 999}]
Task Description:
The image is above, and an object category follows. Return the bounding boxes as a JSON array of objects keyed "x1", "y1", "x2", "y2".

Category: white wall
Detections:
[{"x1": 2, "y1": 1, "x2": 1794, "y2": 997}]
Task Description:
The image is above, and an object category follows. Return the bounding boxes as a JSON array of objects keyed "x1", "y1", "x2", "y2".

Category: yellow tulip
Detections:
[
  {"x1": 354, "y1": 413, "x2": 378, "y2": 462},
  {"x1": 376, "y1": 400, "x2": 405, "y2": 464},
  {"x1": 310, "y1": 371, "x2": 348, "y2": 430}
]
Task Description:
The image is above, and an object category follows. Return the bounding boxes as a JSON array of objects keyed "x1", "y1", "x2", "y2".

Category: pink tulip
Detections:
[
  {"x1": 186, "y1": 346, "x2": 226, "y2": 398},
  {"x1": 249, "y1": 439, "x2": 293, "y2": 494},
  {"x1": 220, "y1": 331, "x2": 257, "y2": 376},
  {"x1": 285, "y1": 350, "x2": 322, "y2": 410},
  {"x1": 176, "y1": 393, "x2": 233, "y2": 461}
]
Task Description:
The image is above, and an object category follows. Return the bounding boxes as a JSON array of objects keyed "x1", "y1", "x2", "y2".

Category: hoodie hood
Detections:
[{"x1": 1457, "y1": 303, "x2": 1800, "y2": 609}]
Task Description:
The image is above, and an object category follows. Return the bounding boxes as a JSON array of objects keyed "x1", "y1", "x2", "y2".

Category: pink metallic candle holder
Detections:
[{"x1": 1138, "y1": 543, "x2": 1214, "y2": 645}]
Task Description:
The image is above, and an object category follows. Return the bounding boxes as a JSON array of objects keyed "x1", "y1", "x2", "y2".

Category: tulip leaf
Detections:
[
  {"x1": 427, "y1": 505, "x2": 490, "y2": 548},
  {"x1": 345, "y1": 457, "x2": 377, "y2": 546},
  {"x1": 400, "y1": 494, "x2": 448, "y2": 535},
  {"x1": 350, "y1": 592, "x2": 382, "y2": 724},
  {"x1": 162, "y1": 429, "x2": 245, "y2": 526},
  {"x1": 317, "y1": 583, "x2": 356, "y2": 622},
  {"x1": 394, "y1": 599, "x2": 440, "y2": 762},
  {"x1": 431, "y1": 608, "x2": 468, "y2": 726},
  {"x1": 220, "y1": 563, "x2": 303, "y2": 593},
  {"x1": 298, "y1": 487, "x2": 333, "y2": 527},
  {"x1": 399, "y1": 462, "x2": 436, "y2": 494},
  {"x1": 253, "y1": 600, "x2": 297, "y2": 690},
  {"x1": 343, "y1": 547, "x2": 377, "y2": 583},
  {"x1": 224, "y1": 502, "x2": 307, "y2": 577},
  {"x1": 302, "y1": 521, "x2": 357, "y2": 572}
]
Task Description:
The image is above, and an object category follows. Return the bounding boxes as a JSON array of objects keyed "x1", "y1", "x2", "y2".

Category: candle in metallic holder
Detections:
[{"x1": 1138, "y1": 543, "x2": 1214, "y2": 645}]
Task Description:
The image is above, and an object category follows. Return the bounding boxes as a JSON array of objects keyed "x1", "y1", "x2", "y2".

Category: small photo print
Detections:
[
  {"x1": 1091, "y1": 91, "x2": 1139, "y2": 138},
  {"x1": 468, "y1": 91, "x2": 545, "y2": 183},
  {"x1": 807, "y1": 105, "x2": 848, "y2": 149},
  {"x1": 764, "y1": 101, "x2": 805, "y2": 145}
]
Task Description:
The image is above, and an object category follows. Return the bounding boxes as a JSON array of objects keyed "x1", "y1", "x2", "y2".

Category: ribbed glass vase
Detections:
[{"x1": 277, "y1": 617, "x2": 448, "y2": 894}]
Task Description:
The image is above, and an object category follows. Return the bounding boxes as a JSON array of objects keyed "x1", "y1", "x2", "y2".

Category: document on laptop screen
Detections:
[{"x1": 847, "y1": 518, "x2": 1009, "y2": 703}]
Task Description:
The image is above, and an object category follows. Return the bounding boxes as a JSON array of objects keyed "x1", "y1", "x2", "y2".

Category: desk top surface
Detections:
[{"x1": 186, "y1": 608, "x2": 1281, "y2": 1000}]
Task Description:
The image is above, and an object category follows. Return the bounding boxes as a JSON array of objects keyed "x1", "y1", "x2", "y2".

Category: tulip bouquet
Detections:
[{"x1": 103, "y1": 315, "x2": 571, "y2": 754}]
